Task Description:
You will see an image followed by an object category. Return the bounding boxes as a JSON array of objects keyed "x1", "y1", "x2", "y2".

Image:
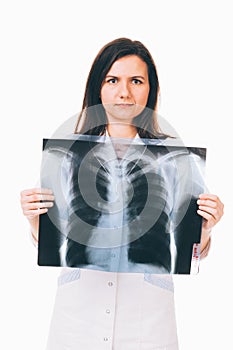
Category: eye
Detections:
[
  {"x1": 132, "y1": 78, "x2": 143, "y2": 85},
  {"x1": 106, "y1": 77, "x2": 118, "y2": 84}
]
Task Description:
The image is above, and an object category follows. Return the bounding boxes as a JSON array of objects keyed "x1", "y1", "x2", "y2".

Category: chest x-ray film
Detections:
[{"x1": 38, "y1": 135, "x2": 206, "y2": 274}]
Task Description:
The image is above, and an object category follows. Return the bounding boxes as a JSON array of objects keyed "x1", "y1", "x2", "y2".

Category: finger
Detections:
[
  {"x1": 197, "y1": 209, "x2": 213, "y2": 222},
  {"x1": 22, "y1": 201, "x2": 54, "y2": 211},
  {"x1": 20, "y1": 188, "x2": 53, "y2": 198},
  {"x1": 197, "y1": 199, "x2": 217, "y2": 209},
  {"x1": 198, "y1": 193, "x2": 219, "y2": 202},
  {"x1": 198, "y1": 205, "x2": 218, "y2": 220},
  {"x1": 21, "y1": 193, "x2": 55, "y2": 204},
  {"x1": 23, "y1": 208, "x2": 48, "y2": 217}
]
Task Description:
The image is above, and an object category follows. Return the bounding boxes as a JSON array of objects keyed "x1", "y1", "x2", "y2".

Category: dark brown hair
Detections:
[{"x1": 75, "y1": 37, "x2": 167, "y2": 139}]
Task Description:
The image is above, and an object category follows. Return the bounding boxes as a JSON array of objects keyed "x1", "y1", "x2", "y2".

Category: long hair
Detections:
[
  {"x1": 75, "y1": 38, "x2": 167, "y2": 138},
  {"x1": 74, "y1": 37, "x2": 167, "y2": 139}
]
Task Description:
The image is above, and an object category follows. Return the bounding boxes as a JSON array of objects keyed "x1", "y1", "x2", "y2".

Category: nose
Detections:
[{"x1": 118, "y1": 81, "x2": 131, "y2": 99}]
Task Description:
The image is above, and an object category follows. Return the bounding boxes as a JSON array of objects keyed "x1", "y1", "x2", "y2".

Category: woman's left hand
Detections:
[{"x1": 197, "y1": 193, "x2": 224, "y2": 232}]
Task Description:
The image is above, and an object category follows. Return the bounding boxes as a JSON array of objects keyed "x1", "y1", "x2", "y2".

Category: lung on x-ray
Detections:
[{"x1": 38, "y1": 135, "x2": 206, "y2": 274}]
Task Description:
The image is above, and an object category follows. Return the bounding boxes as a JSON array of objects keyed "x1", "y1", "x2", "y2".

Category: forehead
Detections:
[{"x1": 107, "y1": 55, "x2": 148, "y2": 76}]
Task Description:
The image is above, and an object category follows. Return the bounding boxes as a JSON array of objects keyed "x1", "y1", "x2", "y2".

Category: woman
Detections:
[{"x1": 20, "y1": 38, "x2": 224, "y2": 349}]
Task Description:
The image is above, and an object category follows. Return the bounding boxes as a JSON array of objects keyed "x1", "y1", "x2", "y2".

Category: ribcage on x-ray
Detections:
[
  {"x1": 125, "y1": 160, "x2": 171, "y2": 272},
  {"x1": 65, "y1": 155, "x2": 106, "y2": 266},
  {"x1": 64, "y1": 145, "x2": 171, "y2": 271}
]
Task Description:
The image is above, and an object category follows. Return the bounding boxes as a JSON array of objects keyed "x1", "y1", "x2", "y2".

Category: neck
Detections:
[{"x1": 107, "y1": 123, "x2": 137, "y2": 138}]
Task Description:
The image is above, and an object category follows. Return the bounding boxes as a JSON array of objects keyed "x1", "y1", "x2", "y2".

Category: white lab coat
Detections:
[{"x1": 46, "y1": 268, "x2": 179, "y2": 350}]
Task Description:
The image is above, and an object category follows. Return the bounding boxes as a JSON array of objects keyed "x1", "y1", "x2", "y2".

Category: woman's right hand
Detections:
[
  {"x1": 20, "y1": 188, "x2": 54, "y2": 242},
  {"x1": 20, "y1": 188, "x2": 54, "y2": 219}
]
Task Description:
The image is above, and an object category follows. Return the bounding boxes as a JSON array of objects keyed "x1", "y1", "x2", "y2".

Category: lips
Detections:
[{"x1": 114, "y1": 103, "x2": 134, "y2": 107}]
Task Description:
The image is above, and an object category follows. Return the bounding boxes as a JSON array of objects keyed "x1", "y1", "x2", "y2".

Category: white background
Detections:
[{"x1": 0, "y1": 1, "x2": 232, "y2": 349}]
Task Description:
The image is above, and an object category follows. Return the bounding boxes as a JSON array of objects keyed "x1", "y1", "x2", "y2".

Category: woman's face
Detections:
[{"x1": 100, "y1": 55, "x2": 150, "y2": 124}]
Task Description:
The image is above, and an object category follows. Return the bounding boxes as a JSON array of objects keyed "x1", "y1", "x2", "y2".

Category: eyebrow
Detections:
[{"x1": 105, "y1": 75, "x2": 146, "y2": 80}]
